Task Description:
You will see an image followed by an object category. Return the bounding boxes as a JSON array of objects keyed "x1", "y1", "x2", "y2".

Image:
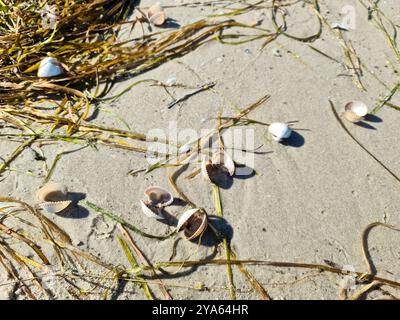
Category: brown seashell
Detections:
[
  {"x1": 201, "y1": 150, "x2": 235, "y2": 184},
  {"x1": 177, "y1": 208, "x2": 208, "y2": 240},
  {"x1": 36, "y1": 183, "x2": 72, "y2": 214}
]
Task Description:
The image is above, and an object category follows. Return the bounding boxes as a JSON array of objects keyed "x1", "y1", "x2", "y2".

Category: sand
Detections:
[{"x1": 1, "y1": 0, "x2": 400, "y2": 300}]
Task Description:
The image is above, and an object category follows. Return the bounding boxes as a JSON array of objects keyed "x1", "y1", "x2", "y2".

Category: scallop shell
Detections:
[
  {"x1": 343, "y1": 101, "x2": 368, "y2": 123},
  {"x1": 37, "y1": 57, "x2": 64, "y2": 78},
  {"x1": 140, "y1": 186, "x2": 173, "y2": 219},
  {"x1": 201, "y1": 150, "x2": 235, "y2": 184},
  {"x1": 268, "y1": 122, "x2": 292, "y2": 142},
  {"x1": 36, "y1": 182, "x2": 72, "y2": 214},
  {"x1": 177, "y1": 208, "x2": 208, "y2": 240},
  {"x1": 147, "y1": 2, "x2": 166, "y2": 26}
]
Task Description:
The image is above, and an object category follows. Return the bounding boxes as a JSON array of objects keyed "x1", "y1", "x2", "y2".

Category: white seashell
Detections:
[
  {"x1": 36, "y1": 183, "x2": 72, "y2": 214},
  {"x1": 37, "y1": 57, "x2": 64, "y2": 78},
  {"x1": 331, "y1": 22, "x2": 349, "y2": 31},
  {"x1": 147, "y1": 2, "x2": 166, "y2": 26},
  {"x1": 140, "y1": 186, "x2": 173, "y2": 219},
  {"x1": 177, "y1": 208, "x2": 208, "y2": 240},
  {"x1": 268, "y1": 122, "x2": 292, "y2": 142},
  {"x1": 343, "y1": 101, "x2": 368, "y2": 123},
  {"x1": 39, "y1": 201, "x2": 71, "y2": 214},
  {"x1": 166, "y1": 76, "x2": 177, "y2": 86},
  {"x1": 140, "y1": 200, "x2": 164, "y2": 220}
]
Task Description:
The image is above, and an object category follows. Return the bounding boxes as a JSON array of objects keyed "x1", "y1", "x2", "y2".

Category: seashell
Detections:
[
  {"x1": 144, "y1": 186, "x2": 173, "y2": 207},
  {"x1": 140, "y1": 186, "x2": 173, "y2": 219},
  {"x1": 36, "y1": 182, "x2": 72, "y2": 214},
  {"x1": 140, "y1": 200, "x2": 164, "y2": 220},
  {"x1": 331, "y1": 22, "x2": 349, "y2": 31},
  {"x1": 37, "y1": 57, "x2": 64, "y2": 78},
  {"x1": 177, "y1": 208, "x2": 208, "y2": 240},
  {"x1": 201, "y1": 150, "x2": 235, "y2": 184},
  {"x1": 147, "y1": 2, "x2": 166, "y2": 26},
  {"x1": 343, "y1": 101, "x2": 368, "y2": 123},
  {"x1": 268, "y1": 122, "x2": 292, "y2": 142}
]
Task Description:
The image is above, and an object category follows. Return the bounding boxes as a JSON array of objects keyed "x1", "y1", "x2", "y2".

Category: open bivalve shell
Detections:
[
  {"x1": 268, "y1": 122, "x2": 292, "y2": 142},
  {"x1": 37, "y1": 57, "x2": 64, "y2": 78},
  {"x1": 147, "y1": 2, "x2": 166, "y2": 26},
  {"x1": 177, "y1": 208, "x2": 208, "y2": 241},
  {"x1": 140, "y1": 186, "x2": 173, "y2": 220},
  {"x1": 36, "y1": 182, "x2": 72, "y2": 214},
  {"x1": 201, "y1": 150, "x2": 235, "y2": 184},
  {"x1": 343, "y1": 101, "x2": 368, "y2": 123}
]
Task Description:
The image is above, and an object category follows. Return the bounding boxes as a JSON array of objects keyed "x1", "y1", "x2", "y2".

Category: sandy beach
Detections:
[{"x1": 0, "y1": 0, "x2": 400, "y2": 300}]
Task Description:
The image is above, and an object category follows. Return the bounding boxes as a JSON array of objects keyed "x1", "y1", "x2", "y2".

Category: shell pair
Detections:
[
  {"x1": 37, "y1": 57, "x2": 64, "y2": 78},
  {"x1": 176, "y1": 208, "x2": 208, "y2": 241},
  {"x1": 147, "y1": 2, "x2": 166, "y2": 26},
  {"x1": 140, "y1": 186, "x2": 207, "y2": 240},
  {"x1": 140, "y1": 186, "x2": 173, "y2": 220},
  {"x1": 36, "y1": 183, "x2": 72, "y2": 213},
  {"x1": 201, "y1": 150, "x2": 235, "y2": 184},
  {"x1": 342, "y1": 101, "x2": 368, "y2": 123},
  {"x1": 268, "y1": 122, "x2": 292, "y2": 142}
]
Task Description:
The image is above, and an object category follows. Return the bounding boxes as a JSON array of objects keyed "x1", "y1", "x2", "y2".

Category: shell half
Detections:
[
  {"x1": 140, "y1": 200, "x2": 165, "y2": 220},
  {"x1": 201, "y1": 150, "x2": 235, "y2": 184},
  {"x1": 212, "y1": 150, "x2": 235, "y2": 176},
  {"x1": 147, "y1": 2, "x2": 166, "y2": 26},
  {"x1": 177, "y1": 208, "x2": 208, "y2": 240},
  {"x1": 39, "y1": 201, "x2": 72, "y2": 214},
  {"x1": 37, "y1": 57, "x2": 64, "y2": 78},
  {"x1": 144, "y1": 186, "x2": 173, "y2": 207},
  {"x1": 343, "y1": 101, "x2": 368, "y2": 123},
  {"x1": 36, "y1": 183, "x2": 71, "y2": 213},
  {"x1": 268, "y1": 122, "x2": 292, "y2": 142}
]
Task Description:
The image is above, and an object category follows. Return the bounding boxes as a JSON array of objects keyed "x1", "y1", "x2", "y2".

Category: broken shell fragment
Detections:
[
  {"x1": 268, "y1": 122, "x2": 292, "y2": 142},
  {"x1": 177, "y1": 208, "x2": 208, "y2": 241},
  {"x1": 147, "y1": 2, "x2": 166, "y2": 26},
  {"x1": 343, "y1": 101, "x2": 368, "y2": 123},
  {"x1": 201, "y1": 150, "x2": 235, "y2": 184},
  {"x1": 140, "y1": 186, "x2": 174, "y2": 219},
  {"x1": 37, "y1": 57, "x2": 64, "y2": 78},
  {"x1": 36, "y1": 182, "x2": 72, "y2": 213}
]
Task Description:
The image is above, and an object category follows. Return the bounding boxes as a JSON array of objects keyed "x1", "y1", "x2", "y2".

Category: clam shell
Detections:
[
  {"x1": 201, "y1": 157, "x2": 214, "y2": 183},
  {"x1": 37, "y1": 57, "x2": 64, "y2": 78},
  {"x1": 39, "y1": 201, "x2": 72, "y2": 214},
  {"x1": 212, "y1": 150, "x2": 235, "y2": 176},
  {"x1": 343, "y1": 101, "x2": 368, "y2": 123},
  {"x1": 147, "y1": 2, "x2": 166, "y2": 26},
  {"x1": 268, "y1": 122, "x2": 292, "y2": 141},
  {"x1": 144, "y1": 186, "x2": 173, "y2": 207},
  {"x1": 37, "y1": 182, "x2": 68, "y2": 202},
  {"x1": 177, "y1": 208, "x2": 208, "y2": 240},
  {"x1": 201, "y1": 150, "x2": 235, "y2": 184},
  {"x1": 36, "y1": 183, "x2": 71, "y2": 213},
  {"x1": 140, "y1": 200, "x2": 164, "y2": 220}
]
